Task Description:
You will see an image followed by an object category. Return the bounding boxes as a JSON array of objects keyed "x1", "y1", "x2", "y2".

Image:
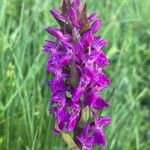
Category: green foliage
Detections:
[{"x1": 0, "y1": 0, "x2": 149, "y2": 149}]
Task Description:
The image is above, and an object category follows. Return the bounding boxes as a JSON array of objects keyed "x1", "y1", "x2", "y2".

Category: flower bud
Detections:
[
  {"x1": 69, "y1": 7, "x2": 80, "y2": 28},
  {"x1": 90, "y1": 19, "x2": 102, "y2": 33},
  {"x1": 50, "y1": 9, "x2": 66, "y2": 20}
]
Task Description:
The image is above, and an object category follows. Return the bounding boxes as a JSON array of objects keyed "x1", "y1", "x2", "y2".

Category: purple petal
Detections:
[
  {"x1": 46, "y1": 27, "x2": 70, "y2": 41},
  {"x1": 67, "y1": 117, "x2": 77, "y2": 131},
  {"x1": 81, "y1": 31, "x2": 94, "y2": 48},
  {"x1": 61, "y1": 41, "x2": 74, "y2": 49},
  {"x1": 97, "y1": 116, "x2": 112, "y2": 128},
  {"x1": 81, "y1": 123, "x2": 91, "y2": 137},
  {"x1": 76, "y1": 123, "x2": 93, "y2": 150},
  {"x1": 92, "y1": 72, "x2": 111, "y2": 91},
  {"x1": 58, "y1": 48, "x2": 73, "y2": 67},
  {"x1": 98, "y1": 72, "x2": 111, "y2": 89},
  {"x1": 43, "y1": 40, "x2": 60, "y2": 53},
  {"x1": 57, "y1": 108, "x2": 69, "y2": 130},
  {"x1": 95, "y1": 50, "x2": 109, "y2": 68},
  {"x1": 66, "y1": 103, "x2": 80, "y2": 131},
  {"x1": 75, "y1": 41, "x2": 84, "y2": 52},
  {"x1": 85, "y1": 92, "x2": 110, "y2": 110},
  {"x1": 72, "y1": 75, "x2": 91, "y2": 102},
  {"x1": 72, "y1": 0, "x2": 81, "y2": 10},
  {"x1": 92, "y1": 36, "x2": 108, "y2": 50},
  {"x1": 58, "y1": 56, "x2": 72, "y2": 67},
  {"x1": 77, "y1": 135, "x2": 93, "y2": 150},
  {"x1": 51, "y1": 92, "x2": 66, "y2": 107},
  {"x1": 91, "y1": 114, "x2": 111, "y2": 146},
  {"x1": 94, "y1": 97, "x2": 110, "y2": 109},
  {"x1": 93, "y1": 130, "x2": 106, "y2": 147},
  {"x1": 90, "y1": 19, "x2": 102, "y2": 33},
  {"x1": 75, "y1": 42, "x2": 86, "y2": 64},
  {"x1": 88, "y1": 12, "x2": 98, "y2": 22},
  {"x1": 77, "y1": 123, "x2": 92, "y2": 143},
  {"x1": 48, "y1": 79, "x2": 64, "y2": 93},
  {"x1": 47, "y1": 62, "x2": 61, "y2": 76},
  {"x1": 84, "y1": 67, "x2": 95, "y2": 79},
  {"x1": 72, "y1": 86, "x2": 83, "y2": 102}
]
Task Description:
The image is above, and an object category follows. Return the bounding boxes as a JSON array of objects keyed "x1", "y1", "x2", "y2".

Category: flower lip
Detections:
[{"x1": 76, "y1": 114, "x2": 111, "y2": 148}]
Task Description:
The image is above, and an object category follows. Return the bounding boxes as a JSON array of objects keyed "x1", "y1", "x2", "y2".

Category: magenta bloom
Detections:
[{"x1": 44, "y1": 0, "x2": 111, "y2": 149}]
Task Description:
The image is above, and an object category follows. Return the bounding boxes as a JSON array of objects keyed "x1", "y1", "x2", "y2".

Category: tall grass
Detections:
[{"x1": 0, "y1": 0, "x2": 149, "y2": 149}]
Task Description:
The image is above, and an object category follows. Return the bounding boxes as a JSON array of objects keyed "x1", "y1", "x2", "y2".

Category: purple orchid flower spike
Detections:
[{"x1": 43, "y1": 0, "x2": 112, "y2": 149}]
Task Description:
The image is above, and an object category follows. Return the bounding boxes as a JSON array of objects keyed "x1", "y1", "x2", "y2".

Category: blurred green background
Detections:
[{"x1": 0, "y1": 0, "x2": 150, "y2": 149}]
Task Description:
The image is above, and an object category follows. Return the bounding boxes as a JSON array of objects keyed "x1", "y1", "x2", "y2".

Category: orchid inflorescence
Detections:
[{"x1": 43, "y1": 0, "x2": 111, "y2": 149}]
